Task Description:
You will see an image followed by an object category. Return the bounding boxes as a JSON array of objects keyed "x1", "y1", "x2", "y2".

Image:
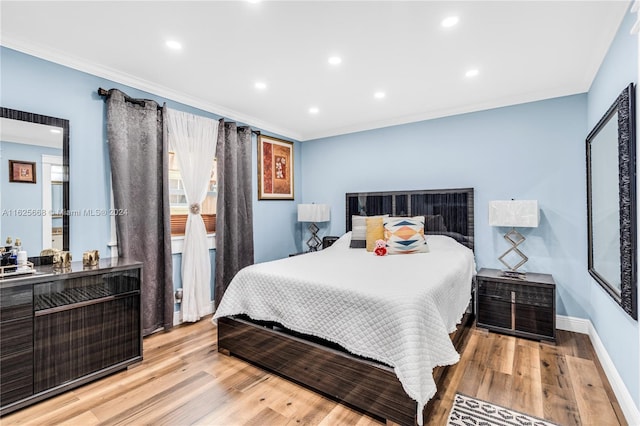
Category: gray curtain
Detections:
[
  {"x1": 214, "y1": 121, "x2": 254, "y2": 307},
  {"x1": 106, "y1": 89, "x2": 174, "y2": 335}
]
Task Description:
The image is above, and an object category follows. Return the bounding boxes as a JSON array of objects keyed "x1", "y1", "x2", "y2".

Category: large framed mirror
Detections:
[
  {"x1": 587, "y1": 83, "x2": 637, "y2": 320},
  {"x1": 0, "y1": 107, "x2": 69, "y2": 255}
]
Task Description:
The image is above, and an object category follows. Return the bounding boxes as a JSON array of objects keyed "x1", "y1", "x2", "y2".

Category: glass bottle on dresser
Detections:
[{"x1": 1, "y1": 236, "x2": 17, "y2": 272}]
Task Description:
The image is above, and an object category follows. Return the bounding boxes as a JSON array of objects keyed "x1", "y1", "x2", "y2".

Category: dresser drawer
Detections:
[
  {"x1": 0, "y1": 314, "x2": 34, "y2": 407},
  {"x1": 0, "y1": 316, "x2": 33, "y2": 355},
  {"x1": 0, "y1": 349, "x2": 34, "y2": 406},
  {"x1": 477, "y1": 280, "x2": 553, "y2": 307},
  {"x1": 477, "y1": 295, "x2": 511, "y2": 329},
  {"x1": 0, "y1": 285, "x2": 33, "y2": 321},
  {"x1": 515, "y1": 304, "x2": 554, "y2": 337}
]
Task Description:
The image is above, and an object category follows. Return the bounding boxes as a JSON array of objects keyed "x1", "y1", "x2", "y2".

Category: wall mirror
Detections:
[
  {"x1": 0, "y1": 107, "x2": 69, "y2": 255},
  {"x1": 586, "y1": 83, "x2": 637, "y2": 320}
]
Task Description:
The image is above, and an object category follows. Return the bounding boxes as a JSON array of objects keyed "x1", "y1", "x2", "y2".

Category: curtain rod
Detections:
[
  {"x1": 97, "y1": 87, "x2": 260, "y2": 135},
  {"x1": 97, "y1": 87, "x2": 162, "y2": 110}
]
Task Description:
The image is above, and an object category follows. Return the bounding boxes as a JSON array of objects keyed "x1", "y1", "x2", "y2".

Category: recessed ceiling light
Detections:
[
  {"x1": 328, "y1": 56, "x2": 342, "y2": 65},
  {"x1": 254, "y1": 81, "x2": 267, "y2": 90},
  {"x1": 441, "y1": 16, "x2": 459, "y2": 28},
  {"x1": 309, "y1": 107, "x2": 319, "y2": 114},
  {"x1": 465, "y1": 68, "x2": 479, "y2": 78},
  {"x1": 50, "y1": 129, "x2": 62, "y2": 134},
  {"x1": 374, "y1": 91, "x2": 386, "y2": 99},
  {"x1": 166, "y1": 40, "x2": 182, "y2": 50}
]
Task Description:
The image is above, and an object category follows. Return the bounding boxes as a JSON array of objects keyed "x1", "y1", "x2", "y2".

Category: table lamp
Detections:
[
  {"x1": 489, "y1": 200, "x2": 539, "y2": 278},
  {"x1": 298, "y1": 204, "x2": 330, "y2": 252}
]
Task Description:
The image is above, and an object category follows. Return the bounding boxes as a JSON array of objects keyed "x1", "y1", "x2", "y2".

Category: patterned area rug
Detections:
[{"x1": 447, "y1": 393, "x2": 559, "y2": 426}]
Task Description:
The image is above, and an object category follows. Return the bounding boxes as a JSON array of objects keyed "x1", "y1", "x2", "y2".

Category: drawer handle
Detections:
[
  {"x1": 34, "y1": 290, "x2": 139, "y2": 316},
  {"x1": 480, "y1": 294, "x2": 509, "y2": 301},
  {"x1": 511, "y1": 291, "x2": 516, "y2": 330}
]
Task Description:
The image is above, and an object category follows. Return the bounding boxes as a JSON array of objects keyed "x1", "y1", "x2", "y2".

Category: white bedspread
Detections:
[{"x1": 213, "y1": 233, "x2": 476, "y2": 421}]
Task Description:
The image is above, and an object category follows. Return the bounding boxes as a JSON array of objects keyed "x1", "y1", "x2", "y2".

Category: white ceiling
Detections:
[
  {"x1": 0, "y1": 118, "x2": 64, "y2": 149},
  {"x1": 0, "y1": 1, "x2": 630, "y2": 141}
]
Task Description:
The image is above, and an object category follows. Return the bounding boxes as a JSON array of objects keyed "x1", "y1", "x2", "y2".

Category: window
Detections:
[{"x1": 168, "y1": 151, "x2": 217, "y2": 235}]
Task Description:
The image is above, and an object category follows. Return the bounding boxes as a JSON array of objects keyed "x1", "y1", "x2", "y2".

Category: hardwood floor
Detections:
[{"x1": 2, "y1": 317, "x2": 626, "y2": 426}]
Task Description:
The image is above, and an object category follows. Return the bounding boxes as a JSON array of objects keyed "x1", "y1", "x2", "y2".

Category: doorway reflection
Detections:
[{"x1": 41, "y1": 157, "x2": 63, "y2": 251}]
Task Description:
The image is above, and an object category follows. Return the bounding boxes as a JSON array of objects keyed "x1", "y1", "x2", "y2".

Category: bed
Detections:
[{"x1": 214, "y1": 188, "x2": 476, "y2": 425}]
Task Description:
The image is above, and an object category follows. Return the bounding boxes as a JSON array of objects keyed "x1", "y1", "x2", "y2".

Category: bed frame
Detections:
[{"x1": 218, "y1": 188, "x2": 475, "y2": 425}]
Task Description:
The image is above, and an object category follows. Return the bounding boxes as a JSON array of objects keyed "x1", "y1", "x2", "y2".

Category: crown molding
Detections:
[
  {"x1": 1, "y1": 36, "x2": 302, "y2": 142},
  {"x1": 302, "y1": 86, "x2": 588, "y2": 141}
]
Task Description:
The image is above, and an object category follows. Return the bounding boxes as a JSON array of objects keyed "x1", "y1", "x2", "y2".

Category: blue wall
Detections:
[
  {"x1": 1, "y1": 46, "x2": 302, "y2": 306},
  {"x1": 586, "y1": 6, "x2": 639, "y2": 409}
]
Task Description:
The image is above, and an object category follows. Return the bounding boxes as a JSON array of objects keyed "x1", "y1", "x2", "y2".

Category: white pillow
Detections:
[{"x1": 350, "y1": 215, "x2": 387, "y2": 248}]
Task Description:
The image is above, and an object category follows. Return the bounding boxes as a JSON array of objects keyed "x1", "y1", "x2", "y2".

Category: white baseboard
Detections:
[
  {"x1": 555, "y1": 314, "x2": 590, "y2": 334},
  {"x1": 557, "y1": 315, "x2": 640, "y2": 425},
  {"x1": 173, "y1": 301, "x2": 215, "y2": 326}
]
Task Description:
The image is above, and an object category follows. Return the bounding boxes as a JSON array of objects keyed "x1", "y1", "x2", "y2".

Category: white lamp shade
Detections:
[
  {"x1": 489, "y1": 200, "x2": 539, "y2": 228},
  {"x1": 298, "y1": 204, "x2": 330, "y2": 222}
]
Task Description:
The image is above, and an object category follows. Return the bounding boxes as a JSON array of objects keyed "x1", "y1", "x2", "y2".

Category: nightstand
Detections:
[
  {"x1": 322, "y1": 236, "x2": 339, "y2": 249},
  {"x1": 476, "y1": 268, "x2": 556, "y2": 342},
  {"x1": 290, "y1": 237, "x2": 338, "y2": 257}
]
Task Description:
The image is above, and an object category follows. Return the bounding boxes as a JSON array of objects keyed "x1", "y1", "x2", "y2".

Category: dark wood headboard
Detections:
[{"x1": 345, "y1": 188, "x2": 474, "y2": 250}]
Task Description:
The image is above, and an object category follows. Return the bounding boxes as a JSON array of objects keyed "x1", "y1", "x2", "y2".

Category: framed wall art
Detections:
[
  {"x1": 258, "y1": 135, "x2": 294, "y2": 200},
  {"x1": 9, "y1": 160, "x2": 36, "y2": 184}
]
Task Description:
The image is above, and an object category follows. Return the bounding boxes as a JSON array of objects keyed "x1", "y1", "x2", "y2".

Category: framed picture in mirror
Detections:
[{"x1": 9, "y1": 160, "x2": 36, "y2": 183}]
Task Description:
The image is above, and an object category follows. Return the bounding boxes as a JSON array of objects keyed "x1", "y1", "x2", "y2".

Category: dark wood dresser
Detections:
[
  {"x1": 0, "y1": 258, "x2": 142, "y2": 415},
  {"x1": 476, "y1": 268, "x2": 556, "y2": 342}
]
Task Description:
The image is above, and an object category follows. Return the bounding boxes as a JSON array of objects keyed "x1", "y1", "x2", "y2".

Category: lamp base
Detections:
[
  {"x1": 499, "y1": 269, "x2": 527, "y2": 280},
  {"x1": 306, "y1": 222, "x2": 322, "y2": 252},
  {"x1": 497, "y1": 228, "x2": 529, "y2": 276}
]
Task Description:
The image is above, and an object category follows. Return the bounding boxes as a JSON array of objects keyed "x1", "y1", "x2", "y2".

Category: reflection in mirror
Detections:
[
  {"x1": 590, "y1": 111, "x2": 620, "y2": 293},
  {"x1": 51, "y1": 169, "x2": 64, "y2": 249},
  {"x1": 0, "y1": 108, "x2": 69, "y2": 256},
  {"x1": 586, "y1": 83, "x2": 637, "y2": 320}
]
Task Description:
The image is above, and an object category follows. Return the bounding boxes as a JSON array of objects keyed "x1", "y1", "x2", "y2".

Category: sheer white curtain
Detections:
[{"x1": 166, "y1": 109, "x2": 218, "y2": 322}]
